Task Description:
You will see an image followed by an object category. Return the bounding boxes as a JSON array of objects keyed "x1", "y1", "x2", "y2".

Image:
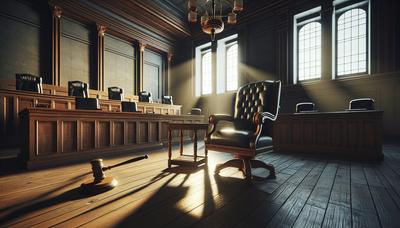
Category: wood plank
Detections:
[
  {"x1": 322, "y1": 203, "x2": 351, "y2": 228},
  {"x1": 265, "y1": 162, "x2": 325, "y2": 228}
]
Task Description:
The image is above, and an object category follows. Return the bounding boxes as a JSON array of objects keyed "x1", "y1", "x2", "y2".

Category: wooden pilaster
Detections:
[
  {"x1": 97, "y1": 25, "x2": 106, "y2": 91},
  {"x1": 51, "y1": 5, "x2": 61, "y2": 87}
]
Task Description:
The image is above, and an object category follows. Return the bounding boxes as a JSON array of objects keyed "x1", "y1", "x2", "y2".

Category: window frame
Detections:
[
  {"x1": 293, "y1": 6, "x2": 322, "y2": 84},
  {"x1": 200, "y1": 47, "x2": 212, "y2": 95},
  {"x1": 333, "y1": 0, "x2": 370, "y2": 78},
  {"x1": 225, "y1": 40, "x2": 238, "y2": 92},
  {"x1": 297, "y1": 20, "x2": 322, "y2": 82}
]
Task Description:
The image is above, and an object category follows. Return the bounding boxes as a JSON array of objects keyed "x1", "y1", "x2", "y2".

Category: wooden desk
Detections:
[
  {"x1": 273, "y1": 111, "x2": 383, "y2": 160},
  {"x1": 0, "y1": 89, "x2": 182, "y2": 155},
  {"x1": 19, "y1": 108, "x2": 204, "y2": 169},
  {"x1": 168, "y1": 123, "x2": 209, "y2": 168}
]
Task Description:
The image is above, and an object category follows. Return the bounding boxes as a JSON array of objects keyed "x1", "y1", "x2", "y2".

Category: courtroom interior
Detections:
[{"x1": 1, "y1": 0, "x2": 400, "y2": 227}]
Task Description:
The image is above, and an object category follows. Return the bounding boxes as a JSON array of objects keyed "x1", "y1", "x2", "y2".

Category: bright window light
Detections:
[
  {"x1": 337, "y1": 8, "x2": 367, "y2": 76},
  {"x1": 226, "y1": 43, "x2": 238, "y2": 91},
  {"x1": 298, "y1": 22, "x2": 322, "y2": 81}
]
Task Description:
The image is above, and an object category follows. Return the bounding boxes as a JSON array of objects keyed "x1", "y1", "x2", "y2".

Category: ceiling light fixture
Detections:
[{"x1": 188, "y1": 0, "x2": 243, "y2": 41}]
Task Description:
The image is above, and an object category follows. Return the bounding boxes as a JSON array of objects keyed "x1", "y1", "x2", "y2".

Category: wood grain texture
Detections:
[{"x1": 1, "y1": 144, "x2": 400, "y2": 227}]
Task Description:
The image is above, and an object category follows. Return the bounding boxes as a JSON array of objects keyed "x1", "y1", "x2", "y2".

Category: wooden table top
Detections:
[{"x1": 168, "y1": 123, "x2": 209, "y2": 130}]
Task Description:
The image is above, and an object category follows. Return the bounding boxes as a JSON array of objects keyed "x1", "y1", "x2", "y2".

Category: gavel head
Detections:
[{"x1": 90, "y1": 159, "x2": 106, "y2": 182}]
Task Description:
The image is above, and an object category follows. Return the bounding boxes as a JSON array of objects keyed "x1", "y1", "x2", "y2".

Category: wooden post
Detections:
[
  {"x1": 51, "y1": 5, "x2": 61, "y2": 86},
  {"x1": 193, "y1": 129, "x2": 197, "y2": 161},
  {"x1": 138, "y1": 43, "x2": 146, "y2": 93},
  {"x1": 168, "y1": 127, "x2": 172, "y2": 168},
  {"x1": 167, "y1": 52, "x2": 173, "y2": 95},
  {"x1": 180, "y1": 129, "x2": 183, "y2": 155},
  {"x1": 97, "y1": 25, "x2": 106, "y2": 91}
]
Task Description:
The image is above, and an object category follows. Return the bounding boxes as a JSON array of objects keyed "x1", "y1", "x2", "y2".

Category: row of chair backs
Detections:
[{"x1": 296, "y1": 98, "x2": 375, "y2": 113}]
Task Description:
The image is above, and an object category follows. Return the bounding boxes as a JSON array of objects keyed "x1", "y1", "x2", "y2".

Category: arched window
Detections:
[
  {"x1": 298, "y1": 22, "x2": 321, "y2": 81},
  {"x1": 201, "y1": 51, "x2": 212, "y2": 95},
  {"x1": 336, "y1": 8, "x2": 367, "y2": 76},
  {"x1": 226, "y1": 43, "x2": 238, "y2": 91}
]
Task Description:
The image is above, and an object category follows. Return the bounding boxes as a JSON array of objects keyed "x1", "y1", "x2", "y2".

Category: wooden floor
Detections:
[{"x1": 1, "y1": 143, "x2": 400, "y2": 228}]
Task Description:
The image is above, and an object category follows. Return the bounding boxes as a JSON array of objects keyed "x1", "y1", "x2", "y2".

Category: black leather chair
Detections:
[
  {"x1": 296, "y1": 102, "x2": 316, "y2": 113},
  {"x1": 162, "y1": 95, "x2": 173, "y2": 105},
  {"x1": 189, "y1": 108, "x2": 202, "y2": 115},
  {"x1": 15, "y1": 74, "x2": 43, "y2": 93},
  {"x1": 206, "y1": 80, "x2": 281, "y2": 180},
  {"x1": 349, "y1": 98, "x2": 375, "y2": 110},
  {"x1": 68, "y1": 81, "x2": 99, "y2": 110},
  {"x1": 68, "y1": 81, "x2": 89, "y2": 98},
  {"x1": 108, "y1": 87, "x2": 138, "y2": 112},
  {"x1": 108, "y1": 87, "x2": 123, "y2": 100},
  {"x1": 139, "y1": 91, "x2": 152, "y2": 103}
]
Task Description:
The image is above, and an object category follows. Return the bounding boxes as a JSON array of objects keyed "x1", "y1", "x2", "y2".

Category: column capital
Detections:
[
  {"x1": 97, "y1": 24, "x2": 107, "y2": 37},
  {"x1": 139, "y1": 43, "x2": 147, "y2": 52},
  {"x1": 167, "y1": 52, "x2": 173, "y2": 63},
  {"x1": 52, "y1": 5, "x2": 62, "y2": 18}
]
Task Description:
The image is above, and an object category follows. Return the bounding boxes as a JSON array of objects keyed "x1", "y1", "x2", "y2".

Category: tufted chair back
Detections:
[
  {"x1": 108, "y1": 87, "x2": 123, "y2": 101},
  {"x1": 234, "y1": 80, "x2": 281, "y2": 123}
]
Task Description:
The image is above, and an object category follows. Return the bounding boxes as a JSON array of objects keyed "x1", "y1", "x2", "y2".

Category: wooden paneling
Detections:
[
  {"x1": 126, "y1": 122, "x2": 136, "y2": 144},
  {"x1": 143, "y1": 50, "x2": 163, "y2": 100},
  {"x1": 0, "y1": 0, "x2": 51, "y2": 83},
  {"x1": 62, "y1": 121, "x2": 77, "y2": 153},
  {"x1": 19, "y1": 108, "x2": 204, "y2": 168},
  {"x1": 98, "y1": 121, "x2": 110, "y2": 148},
  {"x1": 37, "y1": 121, "x2": 57, "y2": 155},
  {"x1": 274, "y1": 111, "x2": 383, "y2": 160},
  {"x1": 104, "y1": 34, "x2": 135, "y2": 96},
  {"x1": 81, "y1": 121, "x2": 95, "y2": 151},
  {"x1": 149, "y1": 122, "x2": 158, "y2": 142},
  {"x1": 139, "y1": 122, "x2": 148, "y2": 143},
  {"x1": 0, "y1": 88, "x2": 183, "y2": 153},
  {"x1": 113, "y1": 121, "x2": 124, "y2": 146},
  {"x1": 60, "y1": 17, "x2": 95, "y2": 88}
]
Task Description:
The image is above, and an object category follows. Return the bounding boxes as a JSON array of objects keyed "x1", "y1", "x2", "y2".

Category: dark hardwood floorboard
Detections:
[{"x1": 1, "y1": 143, "x2": 400, "y2": 227}]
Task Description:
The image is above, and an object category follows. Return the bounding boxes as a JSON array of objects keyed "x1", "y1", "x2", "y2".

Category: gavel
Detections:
[{"x1": 80, "y1": 155, "x2": 149, "y2": 195}]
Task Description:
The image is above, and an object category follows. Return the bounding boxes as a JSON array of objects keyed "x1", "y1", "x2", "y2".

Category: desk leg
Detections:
[
  {"x1": 168, "y1": 128, "x2": 172, "y2": 168},
  {"x1": 180, "y1": 129, "x2": 183, "y2": 155},
  {"x1": 194, "y1": 129, "x2": 197, "y2": 162},
  {"x1": 204, "y1": 130, "x2": 208, "y2": 162}
]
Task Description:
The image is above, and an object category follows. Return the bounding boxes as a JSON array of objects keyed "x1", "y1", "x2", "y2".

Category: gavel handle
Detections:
[{"x1": 103, "y1": 155, "x2": 149, "y2": 171}]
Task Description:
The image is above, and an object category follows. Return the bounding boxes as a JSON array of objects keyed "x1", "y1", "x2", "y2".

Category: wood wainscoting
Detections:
[
  {"x1": 273, "y1": 111, "x2": 383, "y2": 160},
  {"x1": 19, "y1": 108, "x2": 204, "y2": 169},
  {"x1": 0, "y1": 89, "x2": 183, "y2": 159}
]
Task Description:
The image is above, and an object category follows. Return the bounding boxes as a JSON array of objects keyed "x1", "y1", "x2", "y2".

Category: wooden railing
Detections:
[
  {"x1": 20, "y1": 108, "x2": 204, "y2": 169},
  {"x1": 0, "y1": 88, "x2": 185, "y2": 158}
]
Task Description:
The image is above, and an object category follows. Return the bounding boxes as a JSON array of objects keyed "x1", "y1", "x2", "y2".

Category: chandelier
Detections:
[{"x1": 188, "y1": 0, "x2": 243, "y2": 41}]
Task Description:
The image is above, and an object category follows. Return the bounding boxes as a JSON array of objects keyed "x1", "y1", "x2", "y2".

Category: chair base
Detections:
[{"x1": 215, "y1": 156, "x2": 276, "y2": 180}]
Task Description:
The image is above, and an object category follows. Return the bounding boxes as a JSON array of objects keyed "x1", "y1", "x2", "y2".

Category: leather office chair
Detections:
[
  {"x1": 189, "y1": 108, "x2": 202, "y2": 115},
  {"x1": 108, "y1": 87, "x2": 138, "y2": 112},
  {"x1": 15, "y1": 74, "x2": 43, "y2": 93},
  {"x1": 296, "y1": 102, "x2": 316, "y2": 113},
  {"x1": 349, "y1": 98, "x2": 375, "y2": 110},
  {"x1": 68, "y1": 81, "x2": 99, "y2": 110},
  {"x1": 206, "y1": 80, "x2": 281, "y2": 180},
  {"x1": 162, "y1": 95, "x2": 173, "y2": 105},
  {"x1": 68, "y1": 81, "x2": 89, "y2": 98},
  {"x1": 139, "y1": 91, "x2": 152, "y2": 103}
]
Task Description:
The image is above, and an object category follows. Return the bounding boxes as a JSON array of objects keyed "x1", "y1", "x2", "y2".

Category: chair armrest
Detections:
[
  {"x1": 253, "y1": 112, "x2": 277, "y2": 125},
  {"x1": 206, "y1": 114, "x2": 234, "y2": 140},
  {"x1": 209, "y1": 114, "x2": 234, "y2": 125}
]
